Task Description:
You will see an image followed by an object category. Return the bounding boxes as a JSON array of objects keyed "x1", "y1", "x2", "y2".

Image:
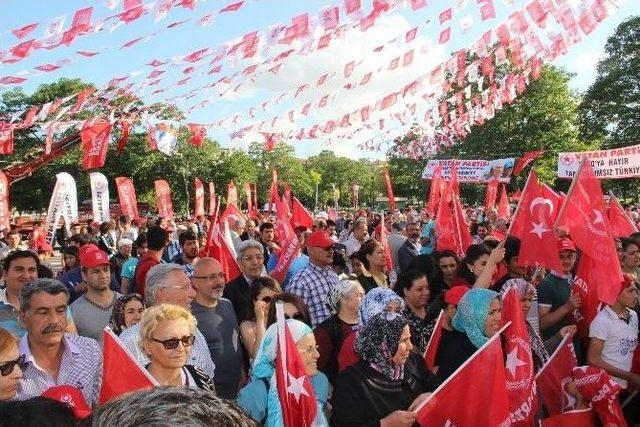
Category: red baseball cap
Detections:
[
  {"x1": 79, "y1": 244, "x2": 109, "y2": 268},
  {"x1": 41, "y1": 385, "x2": 92, "y2": 420},
  {"x1": 444, "y1": 286, "x2": 469, "y2": 305},
  {"x1": 306, "y1": 231, "x2": 335, "y2": 249},
  {"x1": 557, "y1": 238, "x2": 577, "y2": 252}
]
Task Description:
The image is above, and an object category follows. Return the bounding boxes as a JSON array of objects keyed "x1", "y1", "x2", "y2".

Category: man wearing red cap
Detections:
[
  {"x1": 289, "y1": 230, "x2": 341, "y2": 327},
  {"x1": 70, "y1": 245, "x2": 121, "y2": 343},
  {"x1": 538, "y1": 238, "x2": 580, "y2": 341}
]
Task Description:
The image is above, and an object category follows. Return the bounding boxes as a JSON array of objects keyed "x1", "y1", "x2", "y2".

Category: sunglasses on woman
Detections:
[
  {"x1": 285, "y1": 313, "x2": 305, "y2": 321},
  {"x1": 151, "y1": 335, "x2": 196, "y2": 350},
  {"x1": 0, "y1": 354, "x2": 27, "y2": 377}
]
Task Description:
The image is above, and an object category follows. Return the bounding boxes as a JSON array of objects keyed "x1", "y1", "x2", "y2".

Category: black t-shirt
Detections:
[{"x1": 435, "y1": 329, "x2": 478, "y2": 382}]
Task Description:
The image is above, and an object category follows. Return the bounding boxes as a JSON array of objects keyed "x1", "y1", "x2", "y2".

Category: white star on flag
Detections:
[
  {"x1": 287, "y1": 373, "x2": 310, "y2": 402},
  {"x1": 530, "y1": 221, "x2": 548, "y2": 238},
  {"x1": 505, "y1": 348, "x2": 527, "y2": 378}
]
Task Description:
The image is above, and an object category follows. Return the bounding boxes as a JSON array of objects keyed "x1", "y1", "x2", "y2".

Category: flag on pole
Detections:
[
  {"x1": 291, "y1": 197, "x2": 313, "y2": 229},
  {"x1": 423, "y1": 310, "x2": 444, "y2": 371},
  {"x1": 535, "y1": 335, "x2": 578, "y2": 415}
]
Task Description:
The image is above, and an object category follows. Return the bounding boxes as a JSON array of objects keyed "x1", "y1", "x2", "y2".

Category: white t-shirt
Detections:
[{"x1": 589, "y1": 306, "x2": 639, "y2": 388}]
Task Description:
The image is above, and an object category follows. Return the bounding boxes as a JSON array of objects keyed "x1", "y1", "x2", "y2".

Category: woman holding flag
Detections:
[{"x1": 236, "y1": 318, "x2": 329, "y2": 426}]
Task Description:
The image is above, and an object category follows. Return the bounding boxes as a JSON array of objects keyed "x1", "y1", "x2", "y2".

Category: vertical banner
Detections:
[
  {"x1": 90, "y1": 172, "x2": 110, "y2": 224},
  {"x1": 243, "y1": 182, "x2": 252, "y2": 214},
  {"x1": 194, "y1": 178, "x2": 205, "y2": 218},
  {"x1": 484, "y1": 178, "x2": 499, "y2": 213},
  {"x1": 427, "y1": 164, "x2": 442, "y2": 215},
  {"x1": 115, "y1": 177, "x2": 139, "y2": 221},
  {"x1": 0, "y1": 172, "x2": 10, "y2": 231},
  {"x1": 208, "y1": 182, "x2": 215, "y2": 216},
  {"x1": 270, "y1": 170, "x2": 279, "y2": 208},
  {"x1": 44, "y1": 173, "x2": 76, "y2": 246},
  {"x1": 383, "y1": 168, "x2": 396, "y2": 211},
  {"x1": 61, "y1": 173, "x2": 78, "y2": 231},
  {"x1": 271, "y1": 197, "x2": 300, "y2": 285},
  {"x1": 81, "y1": 121, "x2": 112, "y2": 170},
  {"x1": 154, "y1": 179, "x2": 174, "y2": 219},
  {"x1": 352, "y1": 183, "x2": 359, "y2": 211},
  {"x1": 252, "y1": 183, "x2": 259, "y2": 218},
  {"x1": 227, "y1": 181, "x2": 238, "y2": 207}
]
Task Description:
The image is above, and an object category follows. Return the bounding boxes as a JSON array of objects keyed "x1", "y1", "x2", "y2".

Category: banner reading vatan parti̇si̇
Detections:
[
  {"x1": 421, "y1": 158, "x2": 515, "y2": 183},
  {"x1": 557, "y1": 144, "x2": 640, "y2": 179}
]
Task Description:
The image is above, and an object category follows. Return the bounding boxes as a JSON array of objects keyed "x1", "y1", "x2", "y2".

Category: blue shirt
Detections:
[
  {"x1": 162, "y1": 241, "x2": 181, "y2": 263},
  {"x1": 120, "y1": 256, "x2": 139, "y2": 280},
  {"x1": 419, "y1": 221, "x2": 436, "y2": 255},
  {"x1": 266, "y1": 253, "x2": 309, "y2": 290}
]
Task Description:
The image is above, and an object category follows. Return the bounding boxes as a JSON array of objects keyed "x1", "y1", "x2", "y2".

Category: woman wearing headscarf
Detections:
[
  {"x1": 436, "y1": 288, "x2": 502, "y2": 381},
  {"x1": 500, "y1": 278, "x2": 576, "y2": 372},
  {"x1": 236, "y1": 319, "x2": 329, "y2": 426},
  {"x1": 108, "y1": 294, "x2": 146, "y2": 336},
  {"x1": 314, "y1": 279, "x2": 364, "y2": 384},
  {"x1": 337, "y1": 287, "x2": 405, "y2": 372},
  {"x1": 332, "y1": 312, "x2": 437, "y2": 427}
]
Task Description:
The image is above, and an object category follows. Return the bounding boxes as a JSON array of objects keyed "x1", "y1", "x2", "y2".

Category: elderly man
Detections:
[
  {"x1": 191, "y1": 258, "x2": 243, "y2": 399},
  {"x1": 119, "y1": 263, "x2": 216, "y2": 379},
  {"x1": 288, "y1": 230, "x2": 341, "y2": 327},
  {"x1": 16, "y1": 279, "x2": 102, "y2": 404},
  {"x1": 110, "y1": 238, "x2": 133, "y2": 285},
  {"x1": 223, "y1": 240, "x2": 264, "y2": 323},
  {"x1": 344, "y1": 218, "x2": 368, "y2": 256}
]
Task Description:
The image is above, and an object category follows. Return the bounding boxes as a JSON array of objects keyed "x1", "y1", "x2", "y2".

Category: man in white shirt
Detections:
[{"x1": 587, "y1": 278, "x2": 639, "y2": 390}]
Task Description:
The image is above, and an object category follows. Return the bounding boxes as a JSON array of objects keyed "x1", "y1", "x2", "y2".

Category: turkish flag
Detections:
[
  {"x1": 501, "y1": 287, "x2": 537, "y2": 425},
  {"x1": 290, "y1": 197, "x2": 313, "y2": 229},
  {"x1": 0, "y1": 124, "x2": 15, "y2": 155},
  {"x1": 423, "y1": 310, "x2": 444, "y2": 371},
  {"x1": 271, "y1": 198, "x2": 301, "y2": 285},
  {"x1": 427, "y1": 164, "x2": 443, "y2": 215},
  {"x1": 99, "y1": 327, "x2": 156, "y2": 404},
  {"x1": 204, "y1": 222, "x2": 241, "y2": 282},
  {"x1": 116, "y1": 120, "x2": 131, "y2": 155},
  {"x1": 514, "y1": 150, "x2": 545, "y2": 175},
  {"x1": 555, "y1": 160, "x2": 623, "y2": 305},
  {"x1": 194, "y1": 178, "x2": 205, "y2": 218},
  {"x1": 220, "y1": 203, "x2": 247, "y2": 229},
  {"x1": 383, "y1": 169, "x2": 396, "y2": 211},
  {"x1": 509, "y1": 170, "x2": 562, "y2": 272},
  {"x1": 607, "y1": 195, "x2": 638, "y2": 237},
  {"x1": 415, "y1": 326, "x2": 510, "y2": 426},
  {"x1": 485, "y1": 178, "x2": 499, "y2": 213},
  {"x1": 154, "y1": 179, "x2": 174, "y2": 219},
  {"x1": 540, "y1": 408, "x2": 596, "y2": 426},
  {"x1": 81, "y1": 121, "x2": 111, "y2": 170},
  {"x1": 188, "y1": 123, "x2": 206, "y2": 147},
  {"x1": 208, "y1": 182, "x2": 216, "y2": 216},
  {"x1": 497, "y1": 185, "x2": 511, "y2": 220},
  {"x1": 535, "y1": 335, "x2": 578, "y2": 415},
  {"x1": 571, "y1": 253, "x2": 603, "y2": 339},
  {"x1": 436, "y1": 166, "x2": 472, "y2": 257},
  {"x1": 115, "y1": 177, "x2": 139, "y2": 221},
  {"x1": 275, "y1": 305, "x2": 317, "y2": 427},
  {"x1": 227, "y1": 181, "x2": 239, "y2": 207}
]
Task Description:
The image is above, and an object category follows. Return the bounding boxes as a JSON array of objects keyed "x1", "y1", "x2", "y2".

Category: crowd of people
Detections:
[{"x1": 0, "y1": 203, "x2": 639, "y2": 426}]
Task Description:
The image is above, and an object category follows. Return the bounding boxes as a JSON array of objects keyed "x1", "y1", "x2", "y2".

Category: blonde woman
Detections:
[
  {"x1": 139, "y1": 304, "x2": 214, "y2": 391},
  {"x1": 0, "y1": 327, "x2": 25, "y2": 401}
]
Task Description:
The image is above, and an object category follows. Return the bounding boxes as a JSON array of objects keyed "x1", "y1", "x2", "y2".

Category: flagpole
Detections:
[
  {"x1": 412, "y1": 321, "x2": 512, "y2": 413},
  {"x1": 422, "y1": 310, "x2": 443, "y2": 358},
  {"x1": 506, "y1": 168, "x2": 534, "y2": 236},
  {"x1": 534, "y1": 334, "x2": 571, "y2": 380},
  {"x1": 553, "y1": 156, "x2": 586, "y2": 231}
]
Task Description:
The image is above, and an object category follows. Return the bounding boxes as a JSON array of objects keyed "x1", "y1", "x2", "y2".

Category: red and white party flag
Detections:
[
  {"x1": 344, "y1": 0, "x2": 361, "y2": 15},
  {"x1": 383, "y1": 168, "x2": 396, "y2": 211},
  {"x1": 427, "y1": 164, "x2": 443, "y2": 215},
  {"x1": 497, "y1": 185, "x2": 510, "y2": 220},
  {"x1": 0, "y1": 124, "x2": 15, "y2": 155},
  {"x1": 439, "y1": 8, "x2": 453, "y2": 23},
  {"x1": 415, "y1": 323, "x2": 511, "y2": 426},
  {"x1": 120, "y1": 0, "x2": 144, "y2": 23},
  {"x1": 270, "y1": 169, "x2": 280, "y2": 208},
  {"x1": 321, "y1": 6, "x2": 339, "y2": 31},
  {"x1": 12, "y1": 23, "x2": 38, "y2": 39},
  {"x1": 194, "y1": 178, "x2": 205, "y2": 218},
  {"x1": 115, "y1": 177, "x2": 139, "y2": 221},
  {"x1": 155, "y1": 180, "x2": 174, "y2": 219},
  {"x1": 10, "y1": 39, "x2": 36, "y2": 59},
  {"x1": 188, "y1": 123, "x2": 206, "y2": 148},
  {"x1": 227, "y1": 181, "x2": 239, "y2": 207},
  {"x1": 410, "y1": 0, "x2": 427, "y2": 10},
  {"x1": 535, "y1": 335, "x2": 578, "y2": 415},
  {"x1": 208, "y1": 182, "x2": 216, "y2": 216},
  {"x1": 607, "y1": 194, "x2": 638, "y2": 237},
  {"x1": 80, "y1": 121, "x2": 111, "y2": 170},
  {"x1": 513, "y1": 150, "x2": 545, "y2": 175},
  {"x1": 501, "y1": 287, "x2": 537, "y2": 425},
  {"x1": 508, "y1": 170, "x2": 562, "y2": 272},
  {"x1": 100, "y1": 327, "x2": 157, "y2": 404},
  {"x1": 484, "y1": 178, "x2": 499, "y2": 213},
  {"x1": 116, "y1": 120, "x2": 131, "y2": 155},
  {"x1": 274, "y1": 302, "x2": 317, "y2": 427},
  {"x1": 271, "y1": 197, "x2": 301, "y2": 285},
  {"x1": 0, "y1": 172, "x2": 11, "y2": 231},
  {"x1": 555, "y1": 158, "x2": 623, "y2": 305},
  {"x1": 423, "y1": 310, "x2": 444, "y2": 372},
  {"x1": 571, "y1": 253, "x2": 604, "y2": 339},
  {"x1": 220, "y1": 1, "x2": 243, "y2": 13}
]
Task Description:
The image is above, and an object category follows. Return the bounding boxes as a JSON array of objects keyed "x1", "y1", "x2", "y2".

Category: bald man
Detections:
[{"x1": 191, "y1": 258, "x2": 243, "y2": 399}]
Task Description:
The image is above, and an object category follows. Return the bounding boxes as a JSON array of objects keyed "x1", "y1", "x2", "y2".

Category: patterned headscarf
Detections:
[
  {"x1": 250, "y1": 319, "x2": 326, "y2": 427},
  {"x1": 109, "y1": 293, "x2": 145, "y2": 336},
  {"x1": 500, "y1": 278, "x2": 536, "y2": 299},
  {"x1": 355, "y1": 312, "x2": 408, "y2": 381},
  {"x1": 326, "y1": 279, "x2": 359, "y2": 312},
  {"x1": 358, "y1": 288, "x2": 405, "y2": 329},
  {"x1": 452, "y1": 288, "x2": 498, "y2": 349}
]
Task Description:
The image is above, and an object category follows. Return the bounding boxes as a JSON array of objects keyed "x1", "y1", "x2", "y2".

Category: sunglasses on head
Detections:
[
  {"x1": 285, "y1": 313, "x2": 304, "y2": 321},
  {"x1": 0, "y1": 354, "x2": 27, "y2": 377},
  {"x1": 151, "y1": 335, "x2": 195, "y2": 350},
  {"x1": 261, "y1": 296, "x2": 272, "y2": 304}
]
